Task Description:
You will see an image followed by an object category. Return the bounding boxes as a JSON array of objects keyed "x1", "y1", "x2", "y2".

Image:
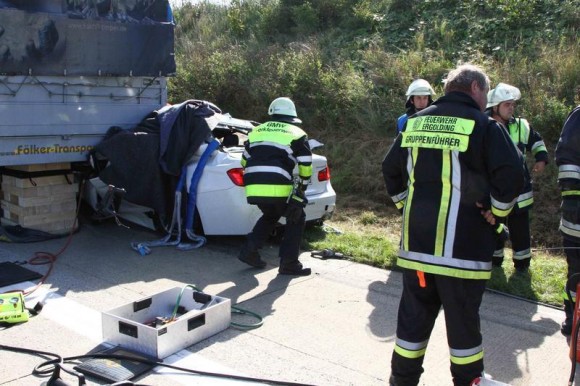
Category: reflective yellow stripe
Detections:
[
  {"x1": 435, "y1": 150, "x2": 451, "y2": 256},
  {"x1": 518, "y1": 197, "x2": 533, "y2": 208},
  {"x1": 407, "y1": 116, "x2": 475, "y2": 134},
  {"x1": 397, "y1": 258, "x2": 491, "y2": 280},
  {"x1": 395, "y1": 201, "x2": 404, "y2": 210},
  {"x1": 450, "y1": 350, "x2": 484, "y2": 365},
  {"x1": 563, "y1": 190, "x2": 580, "y2": 197},
  {"x1": 401, "y1": 132, "x2": 469, "y2": 151},
  {"x1": 402, "y1": 116, "x2": 474, "y2": 152},
  {"x1": 298, "y1": 164, "x2": 312, "y2": 179},
  {"x1": 532, "y1": 144, "x2": 547, "y2": 156},
  {"x1": 491, "y1": 206, "x2": 512, "y2": 217},
  {"x1": 250, "y1": 122, "x2": 305, "y2": 145},
  {"x1": 245, "y1": 184, "x2": 292, "y2": 198},
  {"x1": 394, "y1": 345, "x2": 426, "y2": 359},
  {"x1": 403, "y1": 148, "x2": 418, "y2": 250}
]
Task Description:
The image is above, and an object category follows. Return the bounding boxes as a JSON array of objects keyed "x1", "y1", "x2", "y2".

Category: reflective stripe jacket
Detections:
[
  {"x1": 382, "y1": 92, "x2": 525, "y2": 280},
  {"x1": 503, "y1": 117, "x2": 549, "y2": 210},
  {"x1": 241, "y1": 120, "x2": 312, "y2": 205},
  {"x1": 555, "y1": 106, "x2": 580, "y2": 243}
]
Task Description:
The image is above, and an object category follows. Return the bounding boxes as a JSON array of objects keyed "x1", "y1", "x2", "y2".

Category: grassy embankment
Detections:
[{"x1": 169, "y1": 0, "x2": 579, "y2": 306}]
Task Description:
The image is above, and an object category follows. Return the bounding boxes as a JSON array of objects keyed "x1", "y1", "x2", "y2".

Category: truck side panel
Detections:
[{"x1": 0, "y1": 75, "x2": 167, "y2": 166}]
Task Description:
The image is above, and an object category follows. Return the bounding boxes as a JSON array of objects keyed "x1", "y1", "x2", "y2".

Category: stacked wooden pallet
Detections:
[{"x1": 1, "y1": 163, "x2": 78, "y2": 234}]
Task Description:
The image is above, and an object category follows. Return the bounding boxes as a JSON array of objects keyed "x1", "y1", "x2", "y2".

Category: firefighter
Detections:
[
  {"x1": 555, "y1": 105, "x2": 580, "y2": 336},
  {"x1": 486, "y1": 83, "x2": 549, "y2": 273},
  {"x1": 238, "y1": 97, "x2": 313, "y2": 276},
  {"x1": 382, "y1": 64, "x2": 524, "y2": 386},
  {"x1": 396, "y1": 79, "x2": 436, "y2": 135}
]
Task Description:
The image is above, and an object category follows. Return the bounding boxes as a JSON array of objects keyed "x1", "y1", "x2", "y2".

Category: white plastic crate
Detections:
[{"x1": 102, "y1": 287, "x2": 231, "y2": 359}]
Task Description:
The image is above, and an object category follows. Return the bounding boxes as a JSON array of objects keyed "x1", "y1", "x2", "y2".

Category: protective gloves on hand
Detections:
[{"x1": 285, "y1": 188, "x2": 308, "y2": 224}]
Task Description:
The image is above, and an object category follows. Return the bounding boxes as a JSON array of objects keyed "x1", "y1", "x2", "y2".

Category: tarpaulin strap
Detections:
[
  {"x1": 131, "y1": 170, "x2": 187, "y2": 255},
  {"x1": 177, "y1": 139, "x2": 219, "y2": 250},
  {"x1": 131, "y1": 139, "x2": 218, "y2": 255}
]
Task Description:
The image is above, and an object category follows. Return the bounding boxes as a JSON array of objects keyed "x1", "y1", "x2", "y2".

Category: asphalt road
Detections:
[{"x1": 0, "y1": 217, "x2": 575, "y2": 386}]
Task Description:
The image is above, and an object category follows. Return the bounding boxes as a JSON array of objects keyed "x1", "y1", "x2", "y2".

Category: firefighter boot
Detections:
[
  {"x1": 492, "y1": 250, "x2": 504, "y2": 268},
  {"x1": 278, "y1": 261, "x2": 311, "y2": 276},
  {"x1": 513, "y1": 258, "x2": 530, "y2": 274},
  {"x1": 238, "y1": 244, "x2": 266, "y2": 268},
  {"x1": 388, "y1": 374, "x2": 421, "y2": 386},
  {"x1": 562, "y1": 299, "x2": 573, "y2": 336}
]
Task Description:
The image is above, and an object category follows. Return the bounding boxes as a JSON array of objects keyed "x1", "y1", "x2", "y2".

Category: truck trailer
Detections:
[
  {"x1": 0, "y1": 0, "x2": 175, "y2": 234},
  {"x1": 0, "y1": 0, "x2": 175, "y2": 166}
]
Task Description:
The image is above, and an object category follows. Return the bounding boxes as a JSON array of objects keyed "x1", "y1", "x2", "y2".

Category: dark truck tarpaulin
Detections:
[{"x1": 0, "y1": 0, "x2": 175, "y2": 76}]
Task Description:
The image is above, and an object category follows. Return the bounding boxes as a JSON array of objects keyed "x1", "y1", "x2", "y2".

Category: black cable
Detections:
[
  {"x1": 0, "y1": 344, "x2": 63, "y2": 376},
  {"x1": 179, "y1": 284, "x2": 265, "y2": 330},
  {"x1": 0, "y1": 344, "x2": 315, "y2": 386},
  {"x1": 532, "y1": 246, "x2": 580, "y2": 251},
  {"x1": 484, "y1": 288, "x2": 563, "y2": 310}
]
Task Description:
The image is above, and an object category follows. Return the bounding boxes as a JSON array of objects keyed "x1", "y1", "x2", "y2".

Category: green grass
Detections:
[
  {"x1": 170, "y1": 0, "x2": 575, "y2": 309},
  {"x1": 303, "y1": 201, "x2": 567, "y2": 308},
  {"x1": 170, "y1": 0, "x2": 579, "y2": 254},
  {"x1": 304, "y1": 224, "x2": 397, "y2": 269}
]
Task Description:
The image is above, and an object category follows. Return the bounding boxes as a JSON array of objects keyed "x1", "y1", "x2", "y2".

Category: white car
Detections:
[{"x1": 87, "y1": 114, "x2": 336, "y2": 236}]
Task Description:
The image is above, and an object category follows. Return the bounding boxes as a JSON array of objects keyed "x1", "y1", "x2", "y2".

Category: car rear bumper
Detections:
[{"x1": 305, "y1": 185, "x2": 336, "y2": 223}]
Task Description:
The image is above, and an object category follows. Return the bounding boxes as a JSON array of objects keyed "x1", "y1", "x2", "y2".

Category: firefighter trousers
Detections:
[
  {"x1": 245, "y1": 202, "x2": 305, "y2": 267},
  {"x1": 390, "y1": 269, "x2": 487, "y2": 386},
  {"x1": 494, "y1": 208, "x2": 531, "y2": 269},
  {"x1": 564, "y1": 237, "x2": 580, "y2": 327}
]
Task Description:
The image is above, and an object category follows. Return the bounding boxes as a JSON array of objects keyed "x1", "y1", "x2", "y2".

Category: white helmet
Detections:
[
  {"x1": 486, "y1": 83, "x2": 521, "y2": 109},
  {"x1": 268, "y1": 97, "x2": 301, "y2": 124},
  {"x1": 405, "y1": 79, "x2": 436, "y2": 101}
]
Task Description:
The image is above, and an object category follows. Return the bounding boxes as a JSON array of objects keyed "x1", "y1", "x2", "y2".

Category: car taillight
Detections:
[
  {"x1": 318, "y1": 166, "x2": 330, "y2": 181},
  {"x1": 227, "y1": 168, "x2": 245, "y2": 186}
]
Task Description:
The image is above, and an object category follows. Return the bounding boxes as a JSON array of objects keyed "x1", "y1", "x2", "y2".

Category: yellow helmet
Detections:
[{"x1": 486, "y1": 83, "x2": 521, "y2": 109}]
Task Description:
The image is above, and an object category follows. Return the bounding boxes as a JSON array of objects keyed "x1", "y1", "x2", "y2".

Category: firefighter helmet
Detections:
[
  {"x1": 405, "y1": 79, "x2": 436, "y2": 101},
  {"x1": 268, "y1": 97, "x2": 301, "y2": 124},
  {"x1": 486, "y1": 83, "x2": 521, "y2": 109}
]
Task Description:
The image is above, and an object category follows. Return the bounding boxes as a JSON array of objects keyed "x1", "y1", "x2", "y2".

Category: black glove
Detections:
[
  {"x1": 495, "y1": 223, "x2": 510, "y2": 243},
  {"x1": 285, "y1": 189, "x2": 308, "y2": 224}
]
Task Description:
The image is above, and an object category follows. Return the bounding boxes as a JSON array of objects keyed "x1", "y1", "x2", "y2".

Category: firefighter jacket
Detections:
[
  {"x1": 502, "y1": 116, "x2": 549, "y2": 210},
  {"x1": 555, "y1": 106, "x2": 580, "y2": 243},
  {"x1": 241, "y1": 120, "x2": 312, "y2": 205},
  {"x1": 396, "y1": 95, "x2": 434, "y2": 134},
  {"x1": 382, "y1": 91, "x2": 525, "y2": 280}
]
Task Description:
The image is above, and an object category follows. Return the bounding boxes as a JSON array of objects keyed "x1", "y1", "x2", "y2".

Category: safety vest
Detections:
[
  {"x1": 505, "y1": 118, "x2": 548, "y2": 210},
  {"x1": 507, "y1": 118, "x2": 547, "y2": 158},
  {"x1": 242, "y1": 121, "x2": 312, "y2": 204}
]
